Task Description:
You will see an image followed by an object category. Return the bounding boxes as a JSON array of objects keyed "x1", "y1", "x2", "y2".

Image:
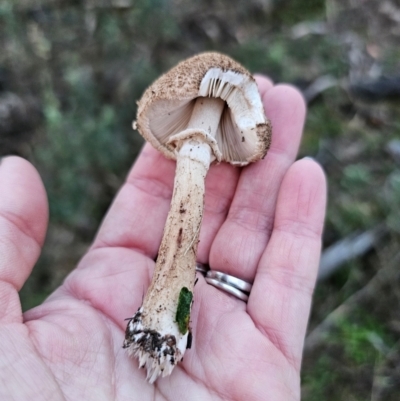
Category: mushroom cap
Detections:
[{"x1": 135, "y1": 52, "x2": 272, "y2": 166}]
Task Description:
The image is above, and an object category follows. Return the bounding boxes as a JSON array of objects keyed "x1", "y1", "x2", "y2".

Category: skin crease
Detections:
[{"x1": 0, "y1": 76, "x2": 326, "y2": 401}]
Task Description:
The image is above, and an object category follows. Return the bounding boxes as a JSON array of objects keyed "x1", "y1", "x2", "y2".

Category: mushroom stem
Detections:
[
  {"x1": 187, "y1": 97, "x2": 225, "y2": 137},
  {"x1": 124, "y1": 97, "x2": 225, "y2": 382}
]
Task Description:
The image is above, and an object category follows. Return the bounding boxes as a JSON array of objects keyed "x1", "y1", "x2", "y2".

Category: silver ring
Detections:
[
  {"x1": 205, "y1": 278, "x2": 249, "y2": 302},
  {"x1": 206, "y1": 270, "x2": 252, "y2": 293},
  {"x1": 205, "y1": 270, "x2": 252, "y2": 302}
]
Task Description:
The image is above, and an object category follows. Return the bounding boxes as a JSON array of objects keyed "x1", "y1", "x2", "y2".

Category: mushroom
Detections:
[{"x1": 123, "y1": 52, "x2": 272, "y2": 383}]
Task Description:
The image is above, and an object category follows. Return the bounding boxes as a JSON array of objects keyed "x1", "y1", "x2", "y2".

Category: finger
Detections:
[
  {"x1": 254, "y1": 74, "x2": 274, "y2": 96},
  {"x1": 92, "y1": 77, "x2": 275, "y2": 262},
  {"x1": 210, "y1": 85, "x2": 306, "y2": 282},
  {"x1": 0, "y1": 157, "x2": 48, "y2": 322},
  {"x1": 197, "y1": 76, "x2": 274, "y2": 261},
  {"x1": 92, "y1": 143, "x2": 238, "y2": 260},
  {"x1": 248, "y1": 159, "x2": 326, "y2": 371},
  {"x1": 91, "y1": 142, "x2": 235, "y2": 262},
  {"x1": 91, "y1": 144, "x2": 176, "y2": 257}
]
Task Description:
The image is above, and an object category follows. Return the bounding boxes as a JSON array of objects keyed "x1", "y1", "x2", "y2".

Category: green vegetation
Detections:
[{"x1": 303, "y1": 310, "x2": 396, "y2": 400}]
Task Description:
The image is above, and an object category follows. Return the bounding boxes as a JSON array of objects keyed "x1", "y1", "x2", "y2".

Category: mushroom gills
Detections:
[{"x1": 148, "y1": 70, "x2": 263, "y2": 164}]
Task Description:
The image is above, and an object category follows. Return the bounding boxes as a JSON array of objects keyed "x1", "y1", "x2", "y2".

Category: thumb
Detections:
[{"x1": 0, "y1": 157, "x2": 48, "y2": 323}]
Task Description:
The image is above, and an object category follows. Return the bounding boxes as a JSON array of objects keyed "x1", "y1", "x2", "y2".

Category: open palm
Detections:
[{"x1": 0, "y1": 77, "x2": 326, "y2": 401}]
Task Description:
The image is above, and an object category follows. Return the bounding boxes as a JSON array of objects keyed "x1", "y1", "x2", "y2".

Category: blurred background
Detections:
[{"x1": 1, "y1": 0, "x2": 400, "y2": 399}]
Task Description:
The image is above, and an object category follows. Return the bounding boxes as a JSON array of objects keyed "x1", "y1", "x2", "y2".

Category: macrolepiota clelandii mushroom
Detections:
[{"x1": 123, "y1": 52, "x2": 272, "y2": 382}]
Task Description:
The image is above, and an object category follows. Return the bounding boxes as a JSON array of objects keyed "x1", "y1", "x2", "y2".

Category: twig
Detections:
[
  {"x1": 302, "y1": 75, "x2": 338, "y2": 103},
  {"x1": 318, "y1": 225, "x2": 387, "y2": 282}
]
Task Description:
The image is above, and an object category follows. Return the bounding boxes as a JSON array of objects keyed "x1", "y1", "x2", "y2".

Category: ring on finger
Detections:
[{"x1": 196, "y1": 263, "x2": 252, "y2": 302}]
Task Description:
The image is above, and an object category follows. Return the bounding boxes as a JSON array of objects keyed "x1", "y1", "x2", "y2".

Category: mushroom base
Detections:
[{"x1": 123, "y1": 307, "x2": 188, "y2": 383}]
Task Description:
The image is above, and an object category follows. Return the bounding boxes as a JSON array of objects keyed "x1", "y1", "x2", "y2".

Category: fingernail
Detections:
[{"x1": 302, "y1": 156, "x2": 315, "y2": 161}]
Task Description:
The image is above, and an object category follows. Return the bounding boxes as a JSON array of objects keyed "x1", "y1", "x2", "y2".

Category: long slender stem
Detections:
[
  {"x1": 124, "y1": 98, "x2": 225, "y2": 382},
  {"x1": 144, "y1": 138, "x2": 211, "y2": 335}
]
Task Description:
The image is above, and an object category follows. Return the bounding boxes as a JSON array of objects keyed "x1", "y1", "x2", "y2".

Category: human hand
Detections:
[{"x1": 0, "y1": 77, "x2": 326, "y2": 401}]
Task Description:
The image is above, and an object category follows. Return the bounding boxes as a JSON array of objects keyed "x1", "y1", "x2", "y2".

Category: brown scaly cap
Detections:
[
  {"x1": 251, "y1": 122, "x2": 272, "y2": 163},
  {"x1": 135, "y1": 52, "x2": 271, "y2": 164}
]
